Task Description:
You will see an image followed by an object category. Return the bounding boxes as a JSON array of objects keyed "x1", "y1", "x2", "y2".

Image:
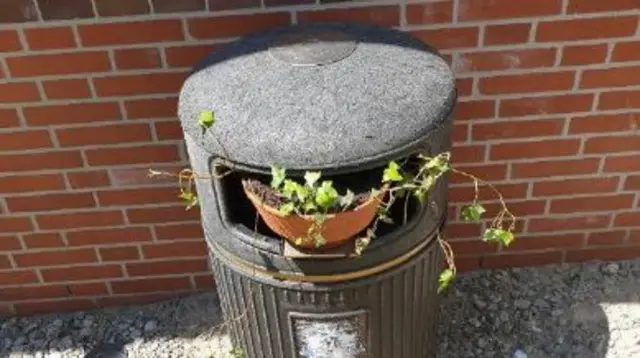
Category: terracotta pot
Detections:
[{"x1": 242, "y1": 181, "x2": 385, "y2": 250}]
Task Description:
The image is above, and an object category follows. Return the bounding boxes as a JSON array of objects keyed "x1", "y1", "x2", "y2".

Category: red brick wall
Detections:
[{"x1": 0, "y1": 0, "x2": 638, "y2": 315}]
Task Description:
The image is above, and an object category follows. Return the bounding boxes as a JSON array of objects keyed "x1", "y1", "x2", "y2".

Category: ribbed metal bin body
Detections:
[{"x1": 210, "y1": 237, "x2": 443, "y2": 358}]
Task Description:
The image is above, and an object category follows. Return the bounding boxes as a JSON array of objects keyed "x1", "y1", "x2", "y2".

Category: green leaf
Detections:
[
  {"x1": 282, "y1": 180, "x2": 309, "y2": 201},
  {"x1": 198, "y1": 110, "x2": 215, "y2": 129},
  {"x1": 278, "y1": 202, "x2": 295, "y2": 216},
  {"x1": 303, "y1": 201, "x2": 317, "y2": 213},
  {"x1": 383, "y1": 161, "x2": 404, "y2": 183},
  {"x1": 315, "y1": 181, "x2": 339, "y2": 209},
  {"x1": 462, "y1": 202, "x2": 486, "y2": 222},
  {"x1": 483, "y1": 228, "x2": 515, "y2": 246},
  {"x1": 314, "y1": 234, "x2": 327, "y2": 248},
  {"x1": 426, "y1": 154, "x2": 450, "y2": 174},
  {"x1": 340, "y1": 189, "x2": 355, "y2": 209},
  {"x1": 304, "y1": 171, "x2": 322, "y2": 188},
  {"x1": 179, "y1": 191, "x2": 199, "y2": 210},
  {"x1": 376, "y1": 206, "x2": 394, "y2": 224},
  {"x1": 270, "y1": 166, "x2": 286, "y2": 189},
  {"x1": 354, "y1": 229, "x2": 375, "y2": 256},
  {"x1": 438, "y1": 268, "x2": 455, "y2": 293}
]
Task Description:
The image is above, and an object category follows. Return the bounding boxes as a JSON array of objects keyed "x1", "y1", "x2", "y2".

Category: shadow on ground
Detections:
[{"x1": 3, "y1": 259, "x2": 640, "y2": 357}]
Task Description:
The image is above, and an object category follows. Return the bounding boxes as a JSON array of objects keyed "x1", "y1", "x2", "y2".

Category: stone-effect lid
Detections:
[{"x1": 178, "y1": 23, "x2": 455, "y2": 175}]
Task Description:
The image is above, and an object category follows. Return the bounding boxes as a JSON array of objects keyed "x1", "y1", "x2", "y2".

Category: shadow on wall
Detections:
[{"x1": 3, "y1": 259, "x2": 640, "y2": 357}]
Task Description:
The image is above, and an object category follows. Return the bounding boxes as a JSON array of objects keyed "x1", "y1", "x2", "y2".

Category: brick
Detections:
[
  {"x1": 79, "y1": 20, "x2": 183, "y2": 46},
  {"x1": 208, "y1": 0, "x2": 258, "y2": 10},
  {"x1": 165, "y1": 45, "x2": 219, "y2": 68},
  {"x1": 458, "y1": 0, "x2": 561, "y2": 21},
  {"x1": 612, "y1": 41, "x2": 640, "y2": 62},
  {"x1": 411, "y1": 27, "x2": 479, "y2": 50},
  {"x1": 0, "y1": 235, "x2": 21, "y2": 251},
  {"x1": 42, "y1": 265, "x2": 123, "y2": 282},
  {"x1": 453, "y1": 123, "x2": 468, "y2": 142},
  {"x1": 0, "y1": 30, "x2": 21, "y2": 52},
  {"x1": 480, "y1": 71, "x2": 575, "y2": 95},
  {"x1": 451, "y1": 145, "x2": 485, "y2": 163},
  {"x1": 599, "y1": 90, "x2": 640, "y2": 110},
  {"x1": 588, "y1": 231, "x2": 627, "y2": 246},
  {"x1": 194, "y1": 274, "x2": 214, "y2": 289},
  {"x1": 615, "y1": 212, "x2": 640, "y2": 227},
  {"x1": 37, "y1": 211, "x2": 124, "y2": 230},
  {"x1": 484, "y1": 23, "x2": 530, "y2": 46},
  {"x1": 125, "y1": 97, "x2": 178, "y2": 119},
  {"x1": 0, "y1": 151, "x2": 83, "y2": 172},
  {"x1": 451, "y1": 164, "x2": 507, "y2": 182},
  {"x1": 95, "y1": 0, "x2": 150, "y2": 16},
  {"x1": 455, "y1": 100, "x2": 494, "y2": 121},
  {"x1": 97, "y1": 293, "x2": 179, "y2": 307},
  {"x1": 67, "y1": 170, "x2": 111, "y2": 189},
  {"x1": 127, "y1": 259, "x2": 208, "y2": 277},
  {"x1": 581, "y1": 66, "x2": 640, "y2": 89},
  {"x1": 459, "y1": 48, "x2": 556, "y2": 72},
  {"x1": 456, "y1": 78, "x2": 473, "y2": 97},
  {"x1": 39, "y1": 0, "x2": 94, "y2": 20},
  {"x1": 114, "y1": 48, "x2": 162, "y2": 70},
  {"x1": 482, "y1": 252, "x2": 562, "y2": 268},
  {"x1": 189, "y1": 13, "x2": 290, "y2": 39},
  {"x1": 585, "y1": 135, "x2": 640, "y2": 154},
  {"x1": 567, "y1": 0, "x2": 639, "y2": 13},
  {"x1": 0, "y1": 270, "x2": 39, "y2": 285},
  {"x1": 99, "y1": 246, "x2": 140, "y2": 261},
  {"x1": 561, "y1": 44, "x2": 608, "y2": 66},
  {"x1": 67, "y1": 227, "x2": 152, "y2": 246},
  {"x1": 15, "y1": 299, "x2": 97, "y2": 315},
  {"x1": 156, "y1": 121, "x2": 182, "y2": 140},
  {"x1": 98, "y1": 187, "x2": 180, "y2": 206},
  {"x1": 154, "y1": 0, "x2": 206, "y2": 12},
  {"x1": 604, "y1": 154, "x2": 640, "y2": 172},
  {"x1": 142, "y1": 241, "x2": 207, "y2": 259},
  {"x1": 569, "y1": 113, "x2": 639, "y2": 133},
  {"x1": 407, "y1": 2, "x2": 453, "y2": 24},
  {"x1": 0, "y1": 285, "x2": 69, "y2": 301},
  {"x1": 43, "y1": 79, "x2": 91, "y2": 100},
  {"x1": 445, "y1": 222, "x2": 482, "y2": 239},
  {"x1": 14, "y1": 248, "x2": 97, "y2": 268},
  {"x1": 0, "y1": 82, "x2": 40, "y2": 103},
  {"x1": 0, "y1": 0, "x2": 38, "y2": 23},
  {"x1": 533, "y1": 177, "x2": 620, "y2": 197},
  {"x1": 566, "y1": 246, "x2": 640, "y2": 262},
  {"x1": 537, "y1": 16, "x2": 638, "y2": 42},
  {"x1": 506, "y1": 233, "x2": 584, "y2": 251},
  {"x1": 0, "y1": 109, "x2": 20, "y2": 128},
  {"x1": 110, "y1": 277, "x2": 192, "y2": 294},
  {"x1": 86, "y1": 145, "x2": 180, "y2": 166},
  {"x1": 631, "y1": 231, "x2": 640, "y2": 243},
  {"x1": 155, "y1": 223, "x2": 203, "y2": 240},
  {"x1": 94, "y1": 73, "x2": 185, "y2": 97},
  {"x1": 625, "y1": 175, "x2": 640, "y2": 191},
  {"x1": 266, "y1": 0, "x2": 313, "y2": 5},
  {"x1": 56, "y1": 123, "x2": 152, "y2": 147},
  {"x1": 299, "y1": 6, "x2": 398, "y2": 26},
  {"x1": 127, "y1": 205, "x2": 200, "y2": 224},
  {"x1": 482, "y1": 200, "x2": 546, "y2": 217},
  {"x1": 529, "y1": 215, "x2": 610, "y2": 233},
  {"x1": 25, "y1": 27, "x2": 75, "y2": 50},
  {"x1": 550, "y1": 194, "x2": 634, "y2": 214},
  {"x1": 449, "y1": 183, "x2": 528, "y2": 203},
  {"x1": 0, "y1": 130, "x2": 52, "y2": 151},
  {"x1": 23, "y1": 233, "x2": 65, "y2": 248},
  {"x1": 110, "y1": 164, "x2": 182, "y2": 186},
  {"x1": 490, "y1": 139, "x2": 580, "y2": 160},
  {"x1": 6, "y1": 193, "x2": 96, "y2": 213},
  {"x1": 24, "y1": 102, "x2": 121, "y2": 126},
  {"x1": 0, "y1": 255, "x2": 10, "y2": 269},
  {"x1": 500, "y1": 94, "x2": 593, "y2": 117},
  {"x1": 69, "y1": 282, "x2": 108, "y2": 296},
  {"x1": 473, "y1": 118, "x2": 563, "y2": 141},
  {"x1": 512, "y1": 158, "x2": 599, "y2": 178},
  {"x1": 7, "y1": 52, "x2": 110, "y2": 77},
  {"x1": 0, "y1": 217, "x2": 32, "y2": 233},
  {"x1": 450, "y1": 240, "x2": 498, "y2": 255}
]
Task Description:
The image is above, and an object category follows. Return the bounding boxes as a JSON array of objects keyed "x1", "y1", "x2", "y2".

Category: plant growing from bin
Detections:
[{"x1": 150, "y1": 111, "x2": 516, "y2": 292}]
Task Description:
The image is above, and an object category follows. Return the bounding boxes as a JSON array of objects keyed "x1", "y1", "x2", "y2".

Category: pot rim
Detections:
[{"x1": 241, "y1": 180, "x2": 387, "y2": 219}]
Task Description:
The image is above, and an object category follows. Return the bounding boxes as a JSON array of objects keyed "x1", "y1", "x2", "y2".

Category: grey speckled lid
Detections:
[{"x1": 179, "y1": 22, "x2": 455, "y2": 175}]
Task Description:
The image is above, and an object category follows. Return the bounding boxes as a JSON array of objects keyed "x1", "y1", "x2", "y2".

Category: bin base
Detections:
[{"x1": 210, "y1": 234, "x2": 443, "y2": 358}]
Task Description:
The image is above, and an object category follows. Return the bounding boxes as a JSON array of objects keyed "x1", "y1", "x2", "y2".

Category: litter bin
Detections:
[{"x1": 178, "y1": 23, "x2": 456, "y2": 358}]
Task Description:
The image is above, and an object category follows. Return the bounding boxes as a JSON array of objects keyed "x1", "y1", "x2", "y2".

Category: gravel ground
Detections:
[{"x1": 2, "y1": 259, "x2": 640, "y2": 358}]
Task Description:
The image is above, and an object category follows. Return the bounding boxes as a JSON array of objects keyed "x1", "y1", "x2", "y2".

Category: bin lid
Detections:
[{"x1": 178, "y1": 22, "x2": 455, "y2": 175}]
